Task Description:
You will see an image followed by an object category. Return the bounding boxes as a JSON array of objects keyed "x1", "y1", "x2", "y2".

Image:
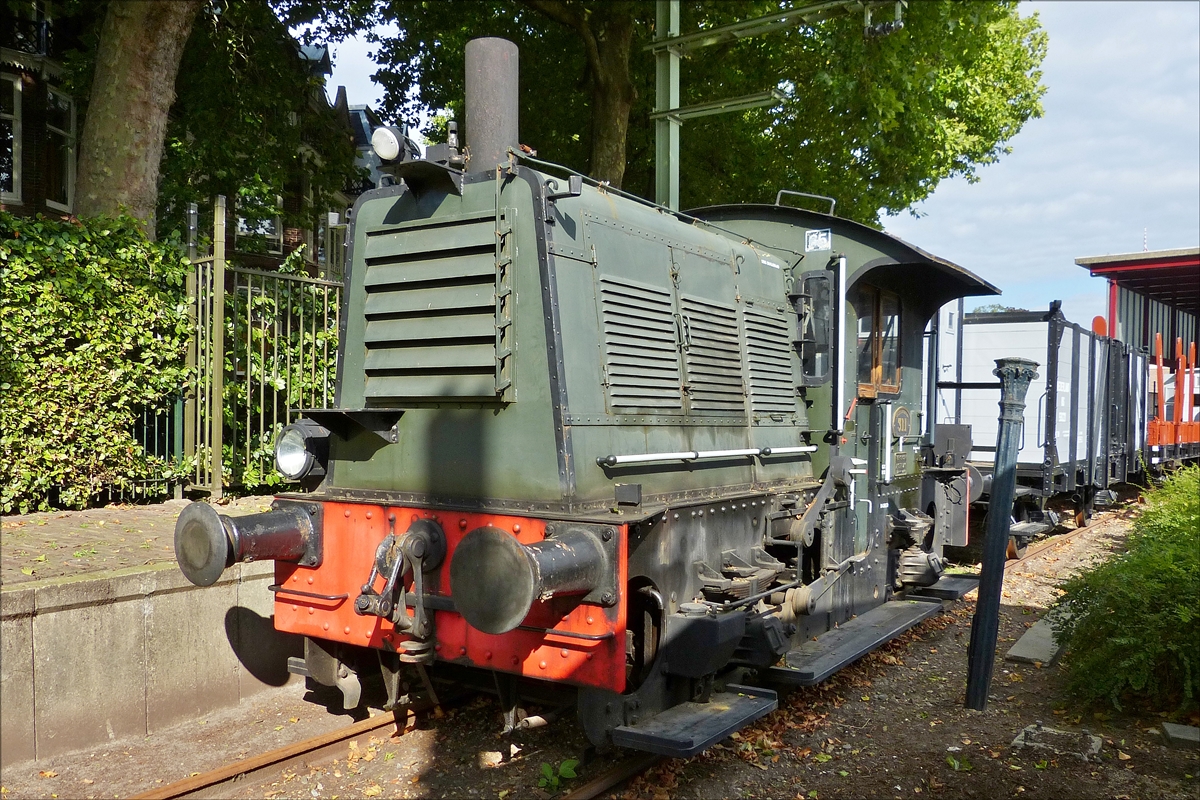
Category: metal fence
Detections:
[{"x1": 184, "y1": 196, "x2": 343, "y2": 498}]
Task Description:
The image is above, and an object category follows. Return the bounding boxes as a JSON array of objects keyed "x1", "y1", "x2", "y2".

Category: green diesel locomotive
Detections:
[{"x1": 175, "y1": 38, "x2": 997, "y2": 757}]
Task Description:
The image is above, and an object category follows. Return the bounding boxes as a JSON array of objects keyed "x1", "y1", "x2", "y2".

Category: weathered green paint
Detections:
[{"x1": 321, "y1": 171, "x2": 997, "y2": 517}]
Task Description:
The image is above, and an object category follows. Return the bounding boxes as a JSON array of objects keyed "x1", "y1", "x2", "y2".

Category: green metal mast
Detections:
[{"x1": 650, "y1": 0, "x2": 907, "y2": 210}]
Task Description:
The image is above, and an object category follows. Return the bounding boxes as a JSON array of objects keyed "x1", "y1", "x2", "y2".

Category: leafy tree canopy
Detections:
[
  {"x1": 367, "y1": 0, "x2": 1046, "y2": 225},
  {"x1": 57, "y1": 0, "x2": 362, "y2": 237}
]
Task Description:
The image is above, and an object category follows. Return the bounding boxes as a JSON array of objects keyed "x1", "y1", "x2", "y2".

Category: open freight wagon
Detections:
[{"x1": 927, "y1": 301, "x2": 1148, "y2": 551}]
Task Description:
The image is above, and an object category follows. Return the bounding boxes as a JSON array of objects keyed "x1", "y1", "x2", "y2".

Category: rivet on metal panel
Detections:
[
  {"x1": 344, "y1": 509, "x2": 351, "y2": 517},
  {"x1": 366, "y1": 511, "x2": 373, "y2": 519},
  {"x1": 587, "y1": 653, "x2": 594, "y2": 660},
  {"x1": 292, "y1": 605, "x2": 298, "y2": 611},
  {"x1": 307, "y1": 577, "x2": 314, "y2": 584},
  {"x1": 539, "y1": 660, "x2": 547, "y2": 669},
  {"x1": 513, "y1": 524, "x2": 522, "y2": 533},
  {"x1": 586, "y1": 616, "x2": 594, "y2": 625},
  {"x1": 561, "y1": 649, "x2": 569, "y2": 658},
  {"x1": 460, "y1": 646, "x2": 467, "y2": 655},
  {"x1": 459, "y1": 519, "x2": 468, "y2": 530},
  {"x1": 323, "y1": 622, "x2": 329, "y2": 630},
  {"x1": 512, "y1": 655, "x2": 519, "y2": 665},
  {"x1": 308, "y1": 608, "x2": 314, "y2": 615},
  {"x1": 388, "y1": 513, "x2": 396, "y2": 522},
  {"x1": 344, "y1": 626, "x2": 351, "y2": 634}
]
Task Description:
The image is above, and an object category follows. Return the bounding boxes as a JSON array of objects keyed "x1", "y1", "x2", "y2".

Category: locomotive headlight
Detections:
[
  {"x1": 273, "y1": 419, "x2": 330, "y2": 483},
  {"x1": 371, "y1": 126, "x2": 405, "y2": 162}
]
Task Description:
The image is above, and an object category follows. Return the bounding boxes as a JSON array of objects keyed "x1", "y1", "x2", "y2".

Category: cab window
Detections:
[{"x1": 855, "y1": 286, "x2": 901, "y2": 397}]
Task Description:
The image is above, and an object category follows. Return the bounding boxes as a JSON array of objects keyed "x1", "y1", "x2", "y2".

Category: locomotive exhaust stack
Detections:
[
  {"x1": 174, "y1": 501, "x2": 321, "y2": 587},
  {"x1": 464, "y1": 37, "x2": 519, "y2": 171}
]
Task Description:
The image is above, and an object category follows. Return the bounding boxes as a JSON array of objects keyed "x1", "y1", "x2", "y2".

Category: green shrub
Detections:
[
  {"x1": 1054, "y1": 466, "x2": 1200, "y2": 711},
  {"x1": 0, "y1": 213, "x2": 191, "y2": 512}
]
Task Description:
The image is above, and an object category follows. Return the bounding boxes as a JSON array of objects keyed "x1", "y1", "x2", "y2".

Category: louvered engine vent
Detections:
[
  {"x1": 361, "y1": 212, "x2": 499, "y2": 402},
  {"x1": 681, "y1": 296, "x2": 745, "y2": 413},
  {"x1": 744, "y1": 307, "x2": 797, "y2": 416},
  {"x1": 599, "y1": 278, "x2": 684, "y2": 411}
]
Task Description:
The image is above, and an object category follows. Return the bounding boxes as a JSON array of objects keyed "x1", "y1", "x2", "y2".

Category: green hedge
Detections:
[
  {"x1": 1054, "y1": 466, "x2": 1200, "y2": 711},
  {"x1": 0, "y1": 213, "x2": 192, "y2": 513}
]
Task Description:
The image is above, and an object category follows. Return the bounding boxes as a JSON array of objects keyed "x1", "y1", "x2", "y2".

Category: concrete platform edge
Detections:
[{"x1": 1, "y1": 560, "x2": 301, "y2": 768}]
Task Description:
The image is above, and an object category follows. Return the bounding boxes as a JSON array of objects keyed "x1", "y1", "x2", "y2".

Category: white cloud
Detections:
[{"x1": 885, "y1": 1, "x2": 1200, "y2": 328}]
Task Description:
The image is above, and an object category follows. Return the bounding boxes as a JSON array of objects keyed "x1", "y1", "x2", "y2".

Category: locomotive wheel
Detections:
[{"x1": 1006, "y1": 536, "x2": 1027, "y2": 560}]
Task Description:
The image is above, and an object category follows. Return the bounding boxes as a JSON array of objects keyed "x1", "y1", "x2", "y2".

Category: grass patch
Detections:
[{"x1": 1054, "y1": 466, "x2": 1200, "y2": 711}]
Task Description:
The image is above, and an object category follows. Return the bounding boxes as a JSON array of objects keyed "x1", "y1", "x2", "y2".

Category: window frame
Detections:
[
  {"x1": 855, "y1": 285, "x2": 902, "y2": 398},
  {"x1": 235, "y1": 194, "x2": 285, "y2": 255},
  {"x1": 44, "y1": 85, "x2": 75, "y2": 213},
  {"x1": 1, "y1": 73, "x2": 22, "y2": 204}
]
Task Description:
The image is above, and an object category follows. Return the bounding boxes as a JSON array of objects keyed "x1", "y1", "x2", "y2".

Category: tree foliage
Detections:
[
  {"x1": 0, "y1": 213, "x2": 192, "y2": 512},
  {"x1": 370, "y1": 0, "x2": 1046, "y2": 225},
  {"x1": 59, "y1": 0, "x2": 362, "y2": 239},
  {"x1": 156, "y1": 1, "x2": 360, "y2": 238}
]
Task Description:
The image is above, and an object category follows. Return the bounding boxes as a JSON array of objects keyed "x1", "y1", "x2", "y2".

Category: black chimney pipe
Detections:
[{"x1": 465, "y1": 37, "x2": 519, "y2": 172}]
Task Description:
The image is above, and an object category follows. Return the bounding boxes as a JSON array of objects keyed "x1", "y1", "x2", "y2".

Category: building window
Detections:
[
  {"x1": 855, "y1": 285, "x2": 902, "y2": 397},
  {"x1": 45, "y1": 87, "x2": 74, "y2": 211},
  {"x1": 236, "y1": 195, "x2": 284, "y2": 254},
  {"x1": 1, "y1": 74, "x2": 21, "y2": 203}
]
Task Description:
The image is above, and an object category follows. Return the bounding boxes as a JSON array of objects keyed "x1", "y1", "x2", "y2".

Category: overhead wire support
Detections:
[{"x1": 650, "y1": 0, "x2": 906, "y2": 210}]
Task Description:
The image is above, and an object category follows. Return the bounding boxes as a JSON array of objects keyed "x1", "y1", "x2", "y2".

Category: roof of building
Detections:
[{"x1": 1076, "y1": 247, "x2": 1200, "y2": 314}]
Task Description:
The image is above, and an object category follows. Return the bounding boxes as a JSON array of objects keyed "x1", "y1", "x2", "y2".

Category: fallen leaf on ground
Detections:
[
  {"x1": 37, "y1": 771, "x2": 57, "y2": 778},
  {"x1": 1117, "y1": 751, "x2": 1131, "y2": 761}
]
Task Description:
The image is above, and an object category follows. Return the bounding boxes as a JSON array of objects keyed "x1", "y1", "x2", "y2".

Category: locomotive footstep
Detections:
[
  {"x1": 766, "y1": 599, "x2": 944, "y2": 687},
  {"x1": 610, "y1": 684, "x2": 778, "y2": 758}
]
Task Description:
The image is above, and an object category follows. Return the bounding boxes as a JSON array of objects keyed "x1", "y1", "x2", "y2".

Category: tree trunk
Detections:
[
  {"x1": 74, "y1": 0, "x2": 203, "y2": 239},
  {"x1": 587, "y1": 9, "x2": 636, "y2": 187},
  {"x1": 523, "y1": 0, "x2": 637, "y2": 188}
]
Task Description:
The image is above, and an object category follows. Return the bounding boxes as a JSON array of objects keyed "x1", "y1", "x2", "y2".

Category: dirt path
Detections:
[{"x1": 2, "y1": 509, "x2": 1197, "y2": 800}]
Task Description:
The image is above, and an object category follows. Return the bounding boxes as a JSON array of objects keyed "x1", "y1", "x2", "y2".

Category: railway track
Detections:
[
  {"x1": 136, "y1": 520, "x2": 1107, "y2": 800},
  {"x1": 130, "y1": 702, "x2": 436, "y2": 800}
]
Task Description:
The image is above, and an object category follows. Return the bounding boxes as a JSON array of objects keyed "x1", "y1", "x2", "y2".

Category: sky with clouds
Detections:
[{"x1": 324, "y1": 2, "x2": 1200, "y2": 326}]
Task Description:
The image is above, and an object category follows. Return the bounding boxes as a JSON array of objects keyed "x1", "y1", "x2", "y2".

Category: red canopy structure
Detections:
[{"x1": 1076, "y1": 247, "x2": 1199, "y2": 352}]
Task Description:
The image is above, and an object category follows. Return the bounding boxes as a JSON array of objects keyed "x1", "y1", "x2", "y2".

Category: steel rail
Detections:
[{"x1": 130, "y1": 699, "x2": 440, "y2": 800}]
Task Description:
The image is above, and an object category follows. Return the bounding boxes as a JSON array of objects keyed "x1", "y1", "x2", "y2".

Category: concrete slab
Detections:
[
  {"x1": 1161, "y1": 722, "x2": 1200, "y2": 749},
  {"x1": 145, "y1": 566, "x2": 241, "y2": 732},
  {"x1": 1, "y1": 587, "x2": 36, "y2": 767},
  {"x1": 32, "y1": 569, "x2": 153, "y2": 758},
  {"x1": 1005, "y1": 613, "x2": 1069, "y2": 666},
  {"x1": 1011, "y1": 723, "x2": 1102, "y2": 761}
]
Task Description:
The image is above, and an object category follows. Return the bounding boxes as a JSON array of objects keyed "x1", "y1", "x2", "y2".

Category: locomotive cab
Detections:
[{"x1": 174, "y1": 38, "x2": 1000, "y2": 757}]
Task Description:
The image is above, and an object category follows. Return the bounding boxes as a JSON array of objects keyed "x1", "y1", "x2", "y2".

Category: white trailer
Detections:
[{"x1": 925, "y1": 301, "x2": 1147, "y2": 544}]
